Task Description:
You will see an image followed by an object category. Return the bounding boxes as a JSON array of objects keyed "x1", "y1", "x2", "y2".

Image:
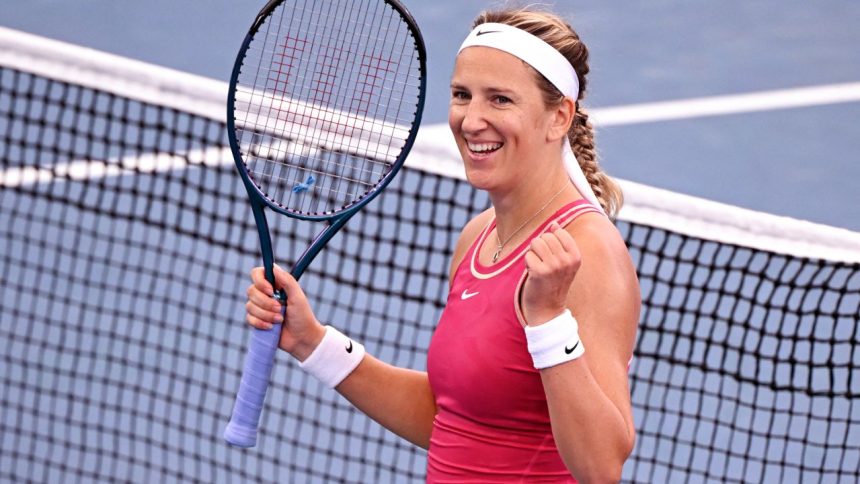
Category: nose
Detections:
[{"x1": 459, "y1": 100, "x2": 488, "y2": 135}]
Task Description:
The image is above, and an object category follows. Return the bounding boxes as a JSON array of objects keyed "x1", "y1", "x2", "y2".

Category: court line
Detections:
[
  {"x1": 3, "y1": 82, "x2": 860, "y2": 189},
  {"x1": 0, "y1": 147, "x2": 232, "y2": 188},
  {"x1": 591, "y1": 82, "x2": 860, "y2": 126}
]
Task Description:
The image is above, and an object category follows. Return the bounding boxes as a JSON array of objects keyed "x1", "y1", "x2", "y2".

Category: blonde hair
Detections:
[{"x1": 472, "y1": 8, "x2": 623, "y2": 218}]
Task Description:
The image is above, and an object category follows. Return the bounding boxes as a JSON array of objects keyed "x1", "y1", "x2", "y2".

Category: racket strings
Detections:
[
  {"x1": 242, "y1": 9, "x2": 418, "y2": 127},
  {"x1": 233, "y1": 0, "x2": 422, "y2": 215},
  {"x1": 238, "y1": 122, "x2": 399, "y2": 202},
  {"x1": 257, "y1": 18, "x2": 416, "y2": 129},
  {"x1": 249, "y1": 165, "x2": 380, "y2": 197},
  {"x1": 234, "y1": 84, "x2": 421, "y2": 139},
  {"x1": 246, "y1": 143, "x2": 391, "y2": 190}
]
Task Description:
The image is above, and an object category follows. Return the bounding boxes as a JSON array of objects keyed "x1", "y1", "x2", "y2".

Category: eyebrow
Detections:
[{"x1": 449, "y1": 82, "x2": 516, "y2": 96}]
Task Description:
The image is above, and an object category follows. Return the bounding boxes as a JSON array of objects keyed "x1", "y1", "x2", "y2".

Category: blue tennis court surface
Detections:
[{"x1": 4, "y1": 0, "x2": 859, "y2": 230}]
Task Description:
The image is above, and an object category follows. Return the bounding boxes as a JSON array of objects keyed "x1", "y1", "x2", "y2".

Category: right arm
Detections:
[
  {"x1": 244, "y1": 210, "x2": 493, "y2": 449},
  {"x1": 246, "y1": 266, "x2": 436, "y2": 448}
]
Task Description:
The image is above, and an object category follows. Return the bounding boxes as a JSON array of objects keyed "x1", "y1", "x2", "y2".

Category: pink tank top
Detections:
[{"x1": 426, "y1": 199, "x2": 601, "y2": 483}]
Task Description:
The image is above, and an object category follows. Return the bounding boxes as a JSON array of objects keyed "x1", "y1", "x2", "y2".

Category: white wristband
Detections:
[
  {"x1": 298, "y1": 326, "x2": 365, "y2": 388},
  {"x1": 524, "y1": 309, "x2": 585, "y2": 369}
]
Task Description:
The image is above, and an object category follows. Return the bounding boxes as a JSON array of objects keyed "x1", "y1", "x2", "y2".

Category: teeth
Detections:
[{"x1": 467, "y1": 142, "x2": 502, "y2": 153}]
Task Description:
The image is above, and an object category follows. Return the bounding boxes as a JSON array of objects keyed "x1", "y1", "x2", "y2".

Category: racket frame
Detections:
[{"x1": 223, "y1": 0, "x2": 426, "y2": 448}]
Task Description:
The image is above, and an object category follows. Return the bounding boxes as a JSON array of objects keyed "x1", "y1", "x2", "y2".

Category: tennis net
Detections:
[{"x1": 2, "y1": 27, "x2": 859, "y2": 483}]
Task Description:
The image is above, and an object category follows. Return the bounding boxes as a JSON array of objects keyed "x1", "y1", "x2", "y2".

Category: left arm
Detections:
[{"x1": 521, "y1": 216, "x2": 640, "y2": 483}]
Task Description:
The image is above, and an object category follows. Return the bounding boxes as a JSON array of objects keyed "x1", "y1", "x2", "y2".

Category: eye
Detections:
[
  {"x1": 493, "y1": 95, "x2": 512, "y2": 105},
  {"x1": 451, "y1": 90, "x2": 470, "y2": 101}
]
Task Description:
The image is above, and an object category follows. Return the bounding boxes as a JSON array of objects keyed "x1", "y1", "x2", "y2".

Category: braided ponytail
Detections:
[{"x1": 570, "y1": 107, "x2": 622, "y2": 217}]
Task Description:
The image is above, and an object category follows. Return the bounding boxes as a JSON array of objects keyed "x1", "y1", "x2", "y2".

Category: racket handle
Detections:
[{"x1": 224, "y1": 305, "x2": 284, "y2": 447}]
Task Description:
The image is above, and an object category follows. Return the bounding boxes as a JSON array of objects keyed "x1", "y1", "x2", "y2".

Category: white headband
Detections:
[
  {"x1": 459, "y1": 23, "x2": 579, "y2": 97},
  {"x1": 458, "y1": 23, "x2": 605, "y2": 215}
]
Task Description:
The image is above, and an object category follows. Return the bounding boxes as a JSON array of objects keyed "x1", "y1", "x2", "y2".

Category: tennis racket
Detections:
[{"x1": 223, "y1": 0, "x2": 426, "y2": 448}]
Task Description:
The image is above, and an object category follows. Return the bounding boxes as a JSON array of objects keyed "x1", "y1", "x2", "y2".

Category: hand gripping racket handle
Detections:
[{"x1": 224, "y1": 289, "x2": 285, "y2": 447}]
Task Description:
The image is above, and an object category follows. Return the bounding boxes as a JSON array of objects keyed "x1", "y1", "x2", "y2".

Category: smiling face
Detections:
[{"x1": 449, "y1": 46, "x2": 565, "y2": 194}]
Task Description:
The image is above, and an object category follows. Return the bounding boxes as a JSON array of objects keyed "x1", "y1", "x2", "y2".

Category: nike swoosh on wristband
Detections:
[
  {"x1": 461, "y1": 289, "x2": 480, "y2": 300},
  {"x1": 346, "y1": 341, "x2": 353, "y2": 353},
  {"x1": 564, "y1": 341, "x2": 580, "y2": 355},
  {"x1": 476, "y1": 30, "x2": 500, "y2": 36}
]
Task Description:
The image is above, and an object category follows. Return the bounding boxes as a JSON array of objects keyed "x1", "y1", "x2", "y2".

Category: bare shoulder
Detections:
[
  {"x1": 448, "y1": 208, "x2": 494, "y2": 285},
  {"x1": 566, "y1": 213, "x2": 630, "y2": 260},
  {"x1": 565, "y1": 212, "x2": 640, "y2": 359},
  {"x1": 566, "y1": 212, "x2": 636, "y2": 286}
]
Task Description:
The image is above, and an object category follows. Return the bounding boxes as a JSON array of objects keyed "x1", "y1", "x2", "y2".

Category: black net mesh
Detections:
[
  {"x1": 1, "y1": 64, "x2": 859, "y2": 483},
  {"x1": 624, "y1": 226, "x2": 860, "y2": 482}
]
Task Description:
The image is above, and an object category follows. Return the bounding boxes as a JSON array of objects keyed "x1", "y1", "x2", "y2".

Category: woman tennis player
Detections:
[{"x1": 245, "y1": 7, "x2": 640, "y2": 482}]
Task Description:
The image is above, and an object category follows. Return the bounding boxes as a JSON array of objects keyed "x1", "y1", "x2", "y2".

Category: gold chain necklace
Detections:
[{"x1": 492, "y1": 185, "x2": 567, "y2": 263}]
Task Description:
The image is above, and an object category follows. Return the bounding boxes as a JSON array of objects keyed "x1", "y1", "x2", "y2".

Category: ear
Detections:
[{"x1": 547, "y1": 97, "x2": 576, "y2": 143}]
